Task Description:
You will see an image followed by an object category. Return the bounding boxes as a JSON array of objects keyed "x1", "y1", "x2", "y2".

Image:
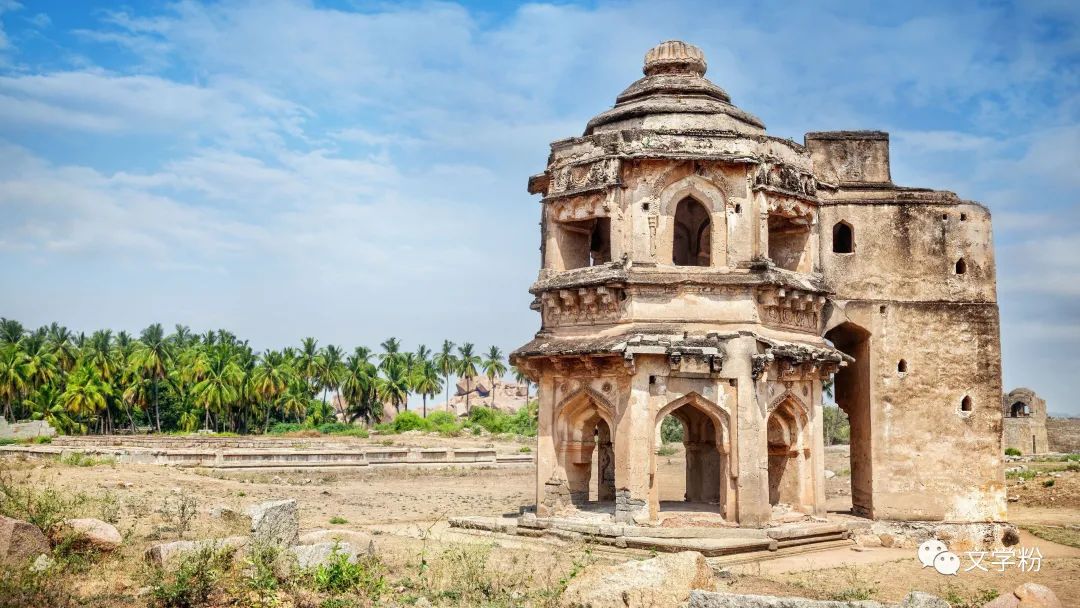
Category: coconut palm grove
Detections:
[{"x1": 0, "y1": 317, "x2": 528, "y2": 436}]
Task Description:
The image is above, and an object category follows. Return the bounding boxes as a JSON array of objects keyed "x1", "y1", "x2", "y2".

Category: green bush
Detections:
[
  {"x1": 656, "y1": 444, "x2": 677, "y2": 456},
  {"x1": 268, "y1": 422, "x2": 306, "y2": 435},
  {"x1": 0, "y1": 470, "x2": 88, "y2": 533},
  {"x1": 147, "y1": 545, "x2": 233, "y2": 608},
  {"x1": 390, "y1": 411, "x2": 430, "y2": 433},
  {"x1": 466, "y1": 403, "x2": 538, "y2": 437},
  {"x1": 1005, "y1": 447, "x2": 1022, "y2": 456},
  {"x1": 425, "y1": 411, "x2": 458, "y2": 426},
  {"x1": 660, "y1": 416, "x2": 683, "y2": 444},
  {"x1": 1043, "y1": 479, "x2": 1055, "y2": 488},
  {"x1": 329, "y1": 516, "x2": 348, "y2": 524},
  {"x1": 307, "y1": 547, "x2": 385, "y2": 597}
]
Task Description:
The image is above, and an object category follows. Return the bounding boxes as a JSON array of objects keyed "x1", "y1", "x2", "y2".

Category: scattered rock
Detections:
[
  {"x1": 1007, "y1": 495, "x2": 1020, "y2": 503},
  {"x1": 0, "y1": 514, "x2": 50, "y2": 565},
  {"x1": 245, "y1": 499, "x2": 299, "y2": 546},
  {"x1": 209, "y1": 505, "x2": 249, "y2": 524},
  {"x1": 59, "y1": 518, "x2": 122, "y2": 551},
  {"x1": 562, "y1": 551, "x2": 715, "y2": 608},
  {"x1": 824, "y1": 469, "x2": 836, "y2": 479},
  {"x1": 1001, "y1": 526, "x2": 1021, "y2": 547},
  {"x1": 288, "y1": 542, "x2": 358, "y2": 569},
  {"x1": 898, "y1": 591, "x2": 950, "y2": 608},
  {"x1": 146, "y1": 536, "x2": 248, "y2": 567},
  {"x1": 1013, "y1": 583, "x2": 1062, "y2": 608},
  {"x1": 878, "y1": 533, "x2": 896, "y2": 547},
  {"x1": 982, "y1": 593, "x2": 1020, "y2": 608}
]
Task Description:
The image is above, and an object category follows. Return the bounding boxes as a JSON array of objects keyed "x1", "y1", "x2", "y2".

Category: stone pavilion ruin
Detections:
[{"x1": 511, "y1": 41, "x2": 1005, "y2": 527}]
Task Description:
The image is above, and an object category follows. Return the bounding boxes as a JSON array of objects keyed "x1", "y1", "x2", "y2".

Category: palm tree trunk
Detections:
[
  {"x1": 465, "y1": 377, "x2": 471, "y2": 415},
  {"x1": 204, "y1": 406, "x2": 211, "y2": 431},
  {"x1": 444, "y1": 373, "x2": 450, "y2": 413},
  {"x1": 153, "y1": 379, "x2": 161, "y2": 433},
  {"x1": 489, "y1": 375, "x2": 496, "y2": 409},
  {"x1": 422, "y1": 394, "x2": 427, "y2": 418}
]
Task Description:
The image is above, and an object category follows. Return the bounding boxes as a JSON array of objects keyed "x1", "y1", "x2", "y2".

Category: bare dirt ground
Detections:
[{"x1": 3, "y1": 438, "x2": 1079, "y2": 606}]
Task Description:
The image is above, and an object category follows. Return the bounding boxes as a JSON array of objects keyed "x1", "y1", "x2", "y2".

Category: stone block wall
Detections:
[
  {"x1": 1047, "y1": 418, "x2": 1080, "y2": 454},
  {"x1": 0, "y1": 419, "x2": 56, "y2": 440}
]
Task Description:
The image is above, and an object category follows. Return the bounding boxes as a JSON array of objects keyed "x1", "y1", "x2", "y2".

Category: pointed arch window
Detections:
[
  {"x1": 955, "y1": 258, "x2": 967, "y2": 275},
  {"x1": 832, "y1": 221, "x2": 854, "y2": 254},
  {"x1": 673, "y1": 197, "x2": 711, "y2": 266}
]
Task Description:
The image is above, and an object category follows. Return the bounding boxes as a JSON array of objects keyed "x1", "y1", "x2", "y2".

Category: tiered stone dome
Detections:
[{"x1": 585, "y1": 40, "x2": 765, "y2": 136}]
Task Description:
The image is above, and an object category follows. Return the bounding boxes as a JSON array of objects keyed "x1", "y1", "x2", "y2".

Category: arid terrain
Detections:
[{"x1": 2, "y1": 435, "x2": 1078, "y2": 607}]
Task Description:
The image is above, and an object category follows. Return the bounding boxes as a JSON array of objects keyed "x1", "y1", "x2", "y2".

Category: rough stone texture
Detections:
[
  {"x1": 0, "y1": 418, "x2": 56, "y2": 440},
  {"x1": 1046, "y1": 418, "x2": 1080, "y2": 454},
  {"x1": 145, "y1": 536, "x2": 248, "y2": 567},
  {"x1": 513, "y1": 40, "x2": 1004, "y2": 527},
  {"x1": 59, "y1": 518, "x2": 122, "y2": 551},
  {"x1": 298, "y1": 529, "x2": 375, "y2": 555},
  {"x1": 1002, "y1": 388, "x2": 1050, "y2": 455},
  {"x1": 560, "y1": 551, "x2": 715, "y2": 608},
  {"x1": 0, "y1": 515, "x2": 50, "y2": 565},
  {"x1": 246, "y1": 499, "x2": 299, "y2": 546},
  {"x1": 288, "y1": 542, "x2": 358, "y2": 569},
  {"x1": 688, "y1": 591, "x2": 947, "y2": 608},
  {"x1": 1012, "y1": 583, "x2": 1062, "y2": 608}
]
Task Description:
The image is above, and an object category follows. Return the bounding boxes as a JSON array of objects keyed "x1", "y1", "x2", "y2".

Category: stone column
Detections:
[
  {"x1": 614, "y1": 367, "x2": 653, "y2": 523},
  {"x1": 536, "y1": 371, "x2": 559, "y2": 516}
]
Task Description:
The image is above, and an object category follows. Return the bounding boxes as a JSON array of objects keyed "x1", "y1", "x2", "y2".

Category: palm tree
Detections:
[
  {"x1": 25, "y1": 384, "x2": 80, "y2": 434},
  {"x1": 170, "y1": 324, "x2": 193, "y2": 348},
  {"x1": 192, "y1": 348, "x2": 243, "y2": 431},
  {"x1": 0, "y1": 345, "x2": 32, "y2": 422},
  {"x1": 252, "y1": 350, "x2": 293, "y2": 431},
  {"x1": 513, "y1": 365, "x2": 532, "y2": 402},
  {"x1": 295, "y1": 338, "x2": 323, "y2": 397},
  {"x1": 319, "y1": 344, "x2": 346, "y2": 415},
  {"x1": 46, "y1": 323, "x2": 77, "y2": 374},
  {"x1": 278, "y1": 380, "x2": 308, "y2": 423},
  {"x1": 377, "y1": 358, "x2": 410, "y2": 415},
  {"x1": 62, "y1": 365, "x2": 111, "y2": 433},
  {"x1": 378, "y1": 337, "x2": 401, "y2": 371},
  {"x1": 413, "y1": 360, "x2": 442, "y2": 418},
  {"x1": 132, "y1": 324, "x2": 174, "y2": 432},
  {"x1": 342, "y1": 350, "x2": 379, "y2": 424},
  {"x1": 0, "y1": 318, "x2": 25, "y2": 345},
  {"x1": 456, "y1": 343, "x2": 481, "y2": 415},
  {"x1": 482, "y1": 346, "x2": 507, "y2": 409},
  {"x1": 433, "y1": 340, "x2": 457, "y2": 413}
]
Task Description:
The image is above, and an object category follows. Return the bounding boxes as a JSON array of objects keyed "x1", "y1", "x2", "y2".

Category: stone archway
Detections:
[
  {"x1": 825, "y1": 321, "x2": 873, "y2": 518},
  {"x1": 766, "y1": 394, "x2": 813, "y2": 514},
  {"x1": 654, "y1": 393, "x2": 732, "y2": 519},
  {"x1": 551, "y1": 389, "x2": 616, "y2": 511}
]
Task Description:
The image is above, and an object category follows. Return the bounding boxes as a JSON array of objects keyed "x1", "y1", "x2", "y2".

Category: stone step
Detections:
[
  {"x1": 765, "y1": 522, "x2": 848, "y2": 540},
  {"x1": 708, "y1": 538, "x2": 855, "y2": 566},
  {"x1": 622, "y1": 536, "x2": 776, "y2": 556}
]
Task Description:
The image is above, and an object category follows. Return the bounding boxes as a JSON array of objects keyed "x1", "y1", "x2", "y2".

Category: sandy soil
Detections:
[{"x1": 3, "y1": 438, "x2": 1078, "y2": 606}]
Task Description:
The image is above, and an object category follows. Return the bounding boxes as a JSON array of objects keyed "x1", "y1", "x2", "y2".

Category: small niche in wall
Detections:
[
  {"x1": 961, "y1": 396, "x2": 973, "y2": 412},
  {"x1": 734, "y1": 203, "x2": 742, "y2": 214},
  {"x1": 942, "y1": 213, "x2": 949, "y2": 221},
  {"x1": 897, "y1": 359, "x2": 908, "y2": 375},
  {"x1": 879, "y1": 305, "x2": 887, "y2": 314},
  {"x1": 960, "y1": 213, "x2": 967, "y2": 221},
  {"x1": 955, "y1": 258, "x2": 967, "y2": 275},
  {"x1": 832, "y1": 221, "x2": 854, "y2": 254}
]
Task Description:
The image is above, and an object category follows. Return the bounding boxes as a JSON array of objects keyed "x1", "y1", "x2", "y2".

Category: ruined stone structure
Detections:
[
  {"x1": 1002, "y1": 388, "x2": 1049, "y2": 455},
  {"x1": 512, "y1": 41, "x2": 1005, "y2": 526}
]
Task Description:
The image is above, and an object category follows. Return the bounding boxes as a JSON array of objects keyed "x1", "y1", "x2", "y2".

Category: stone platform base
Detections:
[{"x1": 449, "y1": 514, "x2": 853, "y2": 563}]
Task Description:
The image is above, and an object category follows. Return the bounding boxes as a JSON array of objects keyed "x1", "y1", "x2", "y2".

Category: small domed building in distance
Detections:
[
  {"x1": 1002, "y1": 388, "x2": 1049, "y2": 455},
  {"x1": 511, "y1": 41, "x2": 1005, "y2": 526}
]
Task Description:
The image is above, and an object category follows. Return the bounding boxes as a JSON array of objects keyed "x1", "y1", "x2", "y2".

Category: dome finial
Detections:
[{"x1": 644, "y1": 40, "x2": 707, "y2": 77}]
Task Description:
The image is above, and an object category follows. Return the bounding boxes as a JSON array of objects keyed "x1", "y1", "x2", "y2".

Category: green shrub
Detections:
[
  {"x1": 518, "y1": 445, "x2": 532, "y2": 453},
  {"x1": 425, "y1": 411, "x2": 458, "y2": 426},
  {"x1": 465, "y1": 403, "x2": 538, "y2": 436},
  {"x1": 147, "y1": 545, "x2": 233, "y2": 608},
  {"x1": 329, "y1": 516, "x2": 348, "y2": 525},
  {"x1": 58, "y1": 452, "x2": 115, "y2": 467},
  {"x1": 0, "y1": 470, "x2": 89, "y2": 533},
  {"x1": 1043, "y1": 479, "x2": 1055, "y2": 487},
  {"x1": 0, "y1": 438, "x2": 17, "y2": 446},
  {"x1": 1005, "y1": 447, "x2": 1022, "y2": 456},
  {"x1": 307, "y1": 547, "x2": 385, "y2": 597},
  {"x1": 656, "y1": 443, "x2": 677, "y2": 457},
  {"x1": 390, "y1": 411, "x2": 431, "y2": 433},
  {"x1": 268, "y1": 422, "x2": 306, "y2": 435},
  {"x1": 0, "y1": 564, "x2": 76, "y2": 608}
]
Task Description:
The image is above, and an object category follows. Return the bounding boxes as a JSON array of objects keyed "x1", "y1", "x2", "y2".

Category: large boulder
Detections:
[
  {"x1": 288, "y1": 541, "x2": 358, "y2": 569},
  {"x1": 562, "y1": 551, "x2": 715, "y2": 608},
  {"x1": 245, "y1": 499, "x2": 299, "y2": 546},
  {"x1": 0, "y1": 515, "x2": 50, "y2": 565},
  {"x1": 146, "y1": 536, "x2": 248, "y2": 567},
  {"x1": 1012, "y1": 583, "x2": 1061, "y2": 608},
  {"x1": 58, "y1": 518, "x2": 122, "y2": 552}
]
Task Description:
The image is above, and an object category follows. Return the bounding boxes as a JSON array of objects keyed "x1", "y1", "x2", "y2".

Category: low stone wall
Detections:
[
  {"x1": 0, "y1": 444, "x2": 520, "y2": 470},
  {"x1": 51, "y1": 435, "x2": 346, "y2": 450},
  {"x1": 1047, "y1": 417, "x2": 1080, "y2": 453},
  {"x1": 0, "y1": 419, "x2": 56, "y2": 440}
]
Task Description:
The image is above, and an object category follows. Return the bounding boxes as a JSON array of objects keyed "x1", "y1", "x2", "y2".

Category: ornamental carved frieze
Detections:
[
  {"x1": 547, "y1": 158, "x2": 621, "y2": 198},
  {"x1": 753, "y1": 162, "x2": 817, "y2": 198},
  {"x1": 541, "y1": 285, "x2": 625, "y2": 326},
  {"x1": 549, "y1": 192, "x2": 612, "y2": 222},
  {"x1": 756, "y1": 287, "x2": 826, "y2": 332}
]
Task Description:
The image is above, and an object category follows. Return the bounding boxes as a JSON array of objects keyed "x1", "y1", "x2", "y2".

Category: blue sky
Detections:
[{"x1": 0, "y1": 1, "x2": 1077, "y2": 414}]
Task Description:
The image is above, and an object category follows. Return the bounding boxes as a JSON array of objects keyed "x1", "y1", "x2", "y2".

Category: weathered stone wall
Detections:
[
  {"x1": 0, "y1": 419, "x2": 56, "y2": 440},
  {"x1": 1047, "y1": 418, "x2": 1080, "y2": 453},
  {"x1": 1003, "y1": 417, "x2": 1050, "y2": 454}
]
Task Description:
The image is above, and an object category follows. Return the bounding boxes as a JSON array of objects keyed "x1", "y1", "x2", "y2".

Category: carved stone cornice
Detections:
[{"x1": 756, "y1": 286, "x2": 826, "y2": 333}]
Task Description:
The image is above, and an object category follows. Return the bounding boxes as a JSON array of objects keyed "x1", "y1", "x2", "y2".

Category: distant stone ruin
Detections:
[
  {"x1": 1002, "y1": 387, "x2": 1049, "y2": 454},
  {"x1": 511, "y1": 41, "x2": 1005, "y2": 527}
]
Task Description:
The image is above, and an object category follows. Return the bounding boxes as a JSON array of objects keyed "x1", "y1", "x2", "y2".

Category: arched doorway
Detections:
[
  {"x1": 554, "y1": 389, "x2": 616, "y2": 512},
  {"x1": 824, "y1": 322, "x2": 873, "y2": 518},
  {"x1": 673, "y1": 197, "x2": 711, "y2": 266},
  {"x1": 654, "y1": 395, "x2": 729, "y2": 518},
  {"x1": 767, "y1": 397, "x2": 810, "y2": 512},
  {"x1": 1010, "y1": 402, "x2": 1029, "y2": 417}
]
